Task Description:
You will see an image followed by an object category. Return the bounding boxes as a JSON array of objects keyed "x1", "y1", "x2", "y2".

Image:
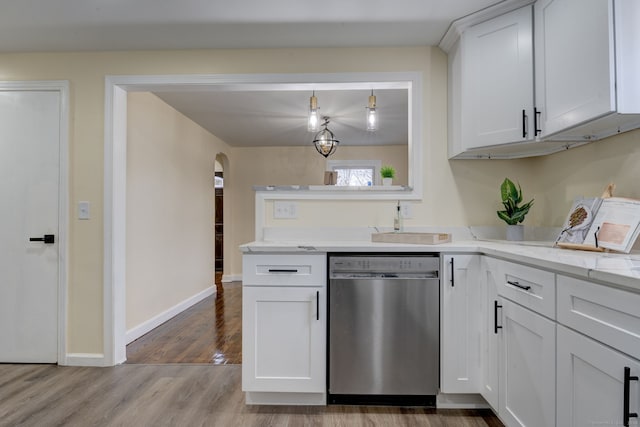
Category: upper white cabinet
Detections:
[
  {"x1": 535, "y1": 0, "x2": 640, "y2": 140},
  {"x1": 444, "y1": 0, "x2": 640, "y2": 159},
  {"x1": 460, "y1": 6, "x2": 534, "y2": 151}
]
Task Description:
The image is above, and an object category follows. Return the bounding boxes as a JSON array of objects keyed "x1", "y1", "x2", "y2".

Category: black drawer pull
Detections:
[
  {"x1": 494, "y1": 300, "x2": 502, "y2": 334},
  {"x1": 29, "y1": 234, "x2": 55, "y2": 244},
  {"x1": 268, "y1": 269, "x2": 298, "y2": 273},
  {"x1": 507, "y1": 280, "x2": 531, "y2": 291},
  {"x1": 316, "y1": 291, "x2": 320, "y2": 321},
  {"x1": 624, "y1": 366, "x2": 638, "y2": 426}
]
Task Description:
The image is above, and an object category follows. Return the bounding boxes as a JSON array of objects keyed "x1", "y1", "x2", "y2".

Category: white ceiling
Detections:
[
  {"x1": 1, "y1": 0, "x2": 503, "y2": 52},
  {"x1": 155, "y1": 88, "x2": 408, "y2": 147},
  {"x1": 3, "y1": 0, "x2": 503, "y2": 148}
]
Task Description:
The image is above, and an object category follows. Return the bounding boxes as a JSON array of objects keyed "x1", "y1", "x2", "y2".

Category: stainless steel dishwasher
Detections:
[{"x1": 328, "y1": 254, "x2": 440, "y2": 406}]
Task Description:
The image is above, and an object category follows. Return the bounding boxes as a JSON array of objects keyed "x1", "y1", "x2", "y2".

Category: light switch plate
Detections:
[
  {"x1": 274, "y1": 201, "x2": 298, "y2": 219},
  {"x1": 78, "y1": 201, "x2": 90, "y2": 220},
  {"x1": 400, "y1": 202, "x2": 412, "y2": 219}
]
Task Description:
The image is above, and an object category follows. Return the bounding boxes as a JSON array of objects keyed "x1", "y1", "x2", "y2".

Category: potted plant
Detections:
[
  {"x1": 497, "y1": 178, "x2": 534, "y2": 241},
  {"x1": 380, "y1": 165, "x2": 396, "y2": 186}
]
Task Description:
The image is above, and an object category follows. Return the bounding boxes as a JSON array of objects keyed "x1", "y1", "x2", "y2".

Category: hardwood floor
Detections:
[
  {"x1": 0, "y1": 363, "x2": 503, "y2": 427},
  {"x1": 126, "y1": 282, "x2": 242, "y2": 365}
]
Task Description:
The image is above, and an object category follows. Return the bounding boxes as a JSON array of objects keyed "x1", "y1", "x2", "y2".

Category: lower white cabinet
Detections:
[
  {"x1": 480, "y1": 256, "x2": 500, "y2": 409},
  {"x1": 242, "y1": 253, "x2": 327, "y2": 403},
  {"x1": 499, "y1": 297, "x2": 556, "y2": 427},
  {"x1": 557, "y1": 325, "x2": 640, "y2": 427},
  {"x1": 440, "y1": 254, "x2": 482, "y2": 393},
  {"x1": 242, "y1": 285, "x2": 325, "y2": 393}
]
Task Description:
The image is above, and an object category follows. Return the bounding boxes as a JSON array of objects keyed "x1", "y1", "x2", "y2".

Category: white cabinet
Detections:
[
  {"x1": 480, "y1": 256, "x2": 556, "y2": 427},
  {"x1": 499, "y1": 297, "x2": 556, "y2": 427},
  {"x1": 440, "y1": 254, "x2": 482, "y2": 393},
  {"x1": 242, "y1": 286, "x2": 325, "y2": 393},
  {"x1": 557, "y1": 325, "x2": 640, "y2": 427},
  {"x1": 535, "y1": 0, "x2": 640, "y2": 140},
  {"x1": 460, "y1": 6, "x2": 534, "y2": 150},
  {"x1": 480, "y1": 256, "x2": 500, "y2": 409},
  {"x1": 242, "y1": 253, "x2": 326, "y2": 404}
]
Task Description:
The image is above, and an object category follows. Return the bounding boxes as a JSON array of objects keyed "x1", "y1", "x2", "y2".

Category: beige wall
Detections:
[
  {"x1": 126, "y1": 92, "x2": 228, "y2": 331},
  {"x1": 1, "y1": 46, "x2": 638, "y2": 356}
]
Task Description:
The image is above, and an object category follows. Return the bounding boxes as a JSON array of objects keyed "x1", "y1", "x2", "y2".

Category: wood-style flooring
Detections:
[
  {"x1": 126, "y1": 283, "x2": 242, "y2": 365},
  {"x1": 0, "y1": 363, "x2": 503, "y2": 427}
]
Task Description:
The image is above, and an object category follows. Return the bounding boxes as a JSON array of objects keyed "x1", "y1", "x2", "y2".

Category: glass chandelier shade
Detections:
[
  {"x1": 308, "y1": 91, "x2": 320, "y2": 132},
  {"x1": 366, "y1": 90, "x2": 378, "y2": 131},
  {"x1": 313, "y1": 117, "x2": 339, "y2": 158}
]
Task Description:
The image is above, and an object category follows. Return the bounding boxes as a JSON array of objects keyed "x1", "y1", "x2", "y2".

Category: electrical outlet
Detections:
[
  {"x1": 274, "y1": 201, "x2": 298, "y2": 219},
  {"x1": 400, "y1": 202, "x2": 412, "y2": 219}
]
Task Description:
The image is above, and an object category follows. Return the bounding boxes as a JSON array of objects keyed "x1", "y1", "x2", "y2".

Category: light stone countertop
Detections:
[{"x1": 240, "y1": 239, "x2": 640, "y2": 293}]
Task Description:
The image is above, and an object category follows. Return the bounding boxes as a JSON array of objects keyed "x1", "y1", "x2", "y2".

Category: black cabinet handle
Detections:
[
  {"x1": 268, "y1": 268, "x2": 298, "y2": 273},
  {"x1": 624, "y1": 366, "x2": 638, "y2": 426},
  {"x1": 316, "y1": 291, "x2": 320, "y2": 321},
  {"x1": 29, "y1": 234, "x2": 55, "y2": 244},
  {"x1": 534, "y1": 107, "x2": 542, "y2": 136},
  {"x1": 507, "y1": 280, "x2": 531, "y2": 291},
  {"x1": 450, "y1": 258, "x2": 454, "y2": 287},
  {"x1": 522, "y1": 109, "x2": 528, "y2": 138},
  {"x1": 494, "y1": 300, "x2": 502, "y2": 334}
]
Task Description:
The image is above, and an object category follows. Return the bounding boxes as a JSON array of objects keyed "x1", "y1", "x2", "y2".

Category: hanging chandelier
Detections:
[{"x1": 313, "y1": 117, "x2": 339, "y2": 158}]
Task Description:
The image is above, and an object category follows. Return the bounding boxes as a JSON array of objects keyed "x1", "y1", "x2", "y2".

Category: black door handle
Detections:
[
  {"x1": 624, "y1": 366, "x2": 638, "y2": 426},
  {"x1": 29, "y1": 234, "x2": 55, "y2": 244},
  {"x1": 450, "y1": 258, "x2": 454, "y2": 287},
  {"x1": 494, "y1": 300, "x2": 502, "y2": 334}
]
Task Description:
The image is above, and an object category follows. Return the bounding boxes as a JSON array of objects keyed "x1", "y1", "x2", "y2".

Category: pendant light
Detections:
[
  {"x1": 366, "y1": 89, "x2": 378, "y2": 131},
  {"x1": 308, "y1": 91, "x2": 320, "y2": 132},
  {"x1": 313, "y1": 117, "x2": 339, "y2": 157}
]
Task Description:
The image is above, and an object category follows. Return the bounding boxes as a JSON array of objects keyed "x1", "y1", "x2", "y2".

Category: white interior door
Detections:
[{"x1": 0, "y1": 90, "x2": 60, "y2": 363}]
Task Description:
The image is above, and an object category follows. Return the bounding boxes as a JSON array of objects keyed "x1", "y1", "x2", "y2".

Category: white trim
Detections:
[
  {"x1": 105, "y1": 72, "x2": 423, "y2": 365},
  {"x1": 125, "y1": 286, "x2": 216, "y2": 345},
  {"x1": 65, "y1": 353, "x2": 107, "y2": 367},
  {"x1": 0, "y1": 80, "x2": 69, "y2": 366}
]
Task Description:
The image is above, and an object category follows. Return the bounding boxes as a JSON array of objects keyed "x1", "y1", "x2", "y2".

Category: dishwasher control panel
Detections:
[{"x1": 329, "y1": 254, "x2": 439, "y2": 275}]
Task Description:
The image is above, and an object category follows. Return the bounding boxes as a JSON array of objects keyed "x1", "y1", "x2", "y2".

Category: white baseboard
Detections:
[
  {"x1": 63, "y1": 353, "x2": 106, "y2": 367},
  {"x1": 436, "y1": 393, "x2": 490, "y2": 409},
  {"x1": 222, "y1": 274, "x2": 241, "y2": 283},
  {"x1": 125, "y1": 286, "x2": 216, "y2": 344}
]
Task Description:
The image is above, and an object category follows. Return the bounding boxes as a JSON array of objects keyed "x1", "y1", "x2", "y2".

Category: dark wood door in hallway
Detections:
[{"x1": 126, "y1": 283, "x2": 242, "y2": 364}]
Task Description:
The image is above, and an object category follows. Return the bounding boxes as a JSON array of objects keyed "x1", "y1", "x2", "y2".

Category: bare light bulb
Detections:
[
  {"x1": 308, "y1": 92, "x2": 320, "y2": 132},
  {"x1": 366, "y1": 91, "x2": 378, "y2": 131}
]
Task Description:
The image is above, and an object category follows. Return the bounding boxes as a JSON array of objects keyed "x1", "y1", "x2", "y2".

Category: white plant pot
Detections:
[
  {"x1": 506, "y1": 224, "x2": 524, "y2": 241},
  {"x1": 382, "y1": 177, "x2": 393, "y2": 186}
]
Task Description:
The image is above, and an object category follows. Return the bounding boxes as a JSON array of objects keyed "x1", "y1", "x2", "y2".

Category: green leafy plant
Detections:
[
  {"x1": 380, "y1": 165, "x2": 396, "y2": 179},
  {"x1": 497, "y1": 178, "x2": 534, "y2": 225}
]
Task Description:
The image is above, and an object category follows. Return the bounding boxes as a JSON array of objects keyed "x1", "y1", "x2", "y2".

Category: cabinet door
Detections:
[
  {"x1": 535, "y1": 0, "x2": 615, "y2": 137},
  {"x1": 557, "y1": 325, "x2": 640, "y2": 427},
  {"x1": 461, "y1": 6, "x2": 534, "y2": 149},
  {"x1": 242, "y1": 286, "x2": 325, "y2": 393},
  {"x1": 480, "y1": 257, "x2": 500, "y2": 409},
  {"x1": 441, "y1": 254, "x2": 481, "y2": 393},
  {"x1": 500, "y1": 298, "x2": 556, "y2": 427}
]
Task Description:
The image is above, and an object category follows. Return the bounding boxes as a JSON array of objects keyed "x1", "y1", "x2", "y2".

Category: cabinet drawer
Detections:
[
  {"x1": 493, "y1": 259, "x2": 556, "y2": 319},
  {"x1": 557, "y1": 275, "x2": 640, "y2": 360},
  {"x1": 243, "y1": 254, "x2": 326, "y2": 286}
]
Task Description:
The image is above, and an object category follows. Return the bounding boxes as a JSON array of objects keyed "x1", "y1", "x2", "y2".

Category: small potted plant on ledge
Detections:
[
  {"x1": 497, "y1": 178, "x2": 534, "y2": 241},
  {"x1": 380, "y1": 165, "x2": 396, "y2": 186}
]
